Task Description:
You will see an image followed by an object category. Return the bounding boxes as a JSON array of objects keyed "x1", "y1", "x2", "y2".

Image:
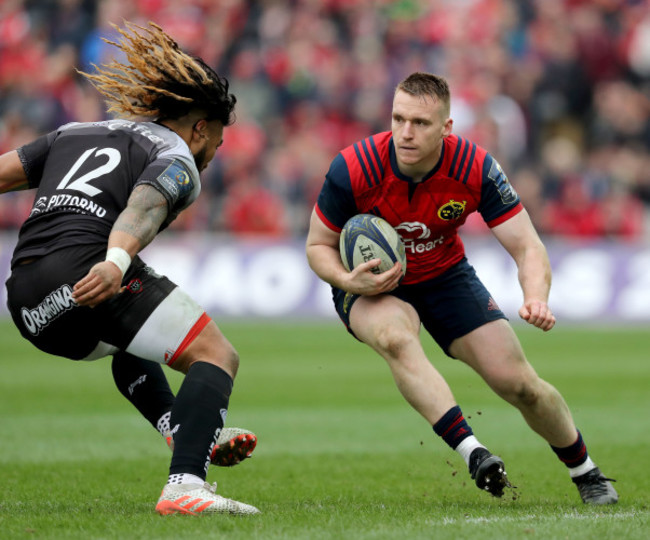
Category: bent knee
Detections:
[
  {"x1": 372, "y1": 325, "x2": 419, "y2": 361},
  {"x1": 172, "y1": 321, "x2": 240, "y2": 377},
  {"x1": 176, "y1": 341, "x2": 240, "y2": 377},
  {"x1": 223, "y1": 343, "x2": 240, "y2": 373},
  {"x1": 495, "y1": 377, "x2": 542, "y2": 407},
  {"x1": 202, "y1": 335, "x2": 240, "y2": 376}
]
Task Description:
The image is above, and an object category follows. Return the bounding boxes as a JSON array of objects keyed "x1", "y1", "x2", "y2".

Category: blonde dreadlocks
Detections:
[{"x1": 78, "y1": 21, "x2": 236, "y2": 125}]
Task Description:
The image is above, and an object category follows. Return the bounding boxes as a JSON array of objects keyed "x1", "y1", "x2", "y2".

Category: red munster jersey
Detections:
[{"x1": 315, "y1": 131, "x2": 523, "y2": 285}]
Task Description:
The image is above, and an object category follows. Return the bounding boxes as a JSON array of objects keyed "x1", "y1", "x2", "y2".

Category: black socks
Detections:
[
  {"x1": 112, "y1": 352, "x2": 175, "y2": 429},
  {"x1": 168, "y1": 361, "x2": 233, "y2": 478}
]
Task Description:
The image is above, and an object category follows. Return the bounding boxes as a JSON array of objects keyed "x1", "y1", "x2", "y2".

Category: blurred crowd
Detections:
[{"x1": 0, "y1": 0, "x2": 649, "y2": 239}]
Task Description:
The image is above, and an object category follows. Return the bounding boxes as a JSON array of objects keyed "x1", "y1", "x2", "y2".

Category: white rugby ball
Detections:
[{"x1": 339, "y1": 214, "x2": 407, "y2": 275}]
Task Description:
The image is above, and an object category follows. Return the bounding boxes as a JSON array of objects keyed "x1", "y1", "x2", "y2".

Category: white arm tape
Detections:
[{"x1": 105, "y1": 247, "x2": 132, "y2": 278}]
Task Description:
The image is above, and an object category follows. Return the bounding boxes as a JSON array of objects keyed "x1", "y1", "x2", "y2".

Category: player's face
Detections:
[
  {"x1": 391, "y1": 90, "x2": 452, "y2": 178},
  {"x1": 194, "y1": 120, "x2": 224, "y2": 172}
]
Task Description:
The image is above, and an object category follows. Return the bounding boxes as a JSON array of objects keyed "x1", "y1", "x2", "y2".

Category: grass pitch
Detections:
[{"x1": 0, "y1": 318, "x2": 648, "y2": 539}]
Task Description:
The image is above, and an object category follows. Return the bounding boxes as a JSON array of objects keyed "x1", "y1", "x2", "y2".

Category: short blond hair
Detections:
[{"x1": 396, "y1": 72, "x2": 450, "y2": 117}]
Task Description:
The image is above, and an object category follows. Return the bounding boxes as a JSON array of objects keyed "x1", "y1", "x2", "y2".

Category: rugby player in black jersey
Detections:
[{"x1": 0, "y1": 21, "x2": 259, "y2": 515}]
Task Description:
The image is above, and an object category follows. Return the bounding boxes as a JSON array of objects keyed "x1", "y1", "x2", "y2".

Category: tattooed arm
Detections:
[
  {"x1": 72, "y1": 184, "x2": 169, "y2": 307},
  {"x1": 108, "y1": 184, "x2": 170, "y2": 256}
]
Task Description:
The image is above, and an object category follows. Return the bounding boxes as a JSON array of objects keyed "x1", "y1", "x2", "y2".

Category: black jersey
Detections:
[{"x1": 12, "y1": 120, "x2": 201, "y2": 267}]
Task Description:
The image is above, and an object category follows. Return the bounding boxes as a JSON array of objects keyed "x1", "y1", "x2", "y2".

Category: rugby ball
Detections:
[{"x1": 339, "y1": 214, "x2": 407, "y2": 275}]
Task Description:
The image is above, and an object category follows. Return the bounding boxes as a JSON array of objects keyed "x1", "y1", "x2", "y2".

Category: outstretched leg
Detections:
[
  {"x1": 349, "y1": 294, "x2": 510, "y2": 497},
  {"x1": 450, "y1": 319, "x2": 617, "y2": 504}
]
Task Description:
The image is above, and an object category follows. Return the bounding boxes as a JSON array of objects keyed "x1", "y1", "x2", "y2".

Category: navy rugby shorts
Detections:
[
  {"x1": 332, "y1": 257, "x2": 507, "y2": 357},
  {"x1": 6, "y1": 244, "x2": 176, "y2": 360}
]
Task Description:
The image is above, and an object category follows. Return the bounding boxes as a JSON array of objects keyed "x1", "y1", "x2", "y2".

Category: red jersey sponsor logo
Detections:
[{"x1": 395, "y1": 221, "x2": 445, "y2": 254}]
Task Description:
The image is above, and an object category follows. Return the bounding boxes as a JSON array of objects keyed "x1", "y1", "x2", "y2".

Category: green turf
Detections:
[{"x1": 0, "y1": 318, "x2": 648, "y2": 539}]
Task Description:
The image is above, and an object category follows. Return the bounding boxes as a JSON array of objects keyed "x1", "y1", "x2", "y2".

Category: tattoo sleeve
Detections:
[{"x1": 111, "y1": 184, "x2": 170, "y2": 250}]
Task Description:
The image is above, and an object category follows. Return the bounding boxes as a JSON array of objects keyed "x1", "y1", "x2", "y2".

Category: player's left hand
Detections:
[
  {"x1": 72, "y1": 261, "x2": 126, "y2": 308},
  {"x1": 519, "y1": 299, "x2": 556, "y2": 331}
]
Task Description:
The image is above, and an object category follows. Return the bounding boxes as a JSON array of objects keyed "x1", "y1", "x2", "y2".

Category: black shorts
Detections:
[
  {"x1": 333, "y1": 258, "x2": 507, "y2": 357},
  {"x1": 5, "y1": 245, "x2": 175, "y2": 360}
]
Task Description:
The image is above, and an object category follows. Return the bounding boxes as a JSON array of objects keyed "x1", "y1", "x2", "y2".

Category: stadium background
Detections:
[{"x1": 0, "y1": 0, "x2": 649, "y2": 322}]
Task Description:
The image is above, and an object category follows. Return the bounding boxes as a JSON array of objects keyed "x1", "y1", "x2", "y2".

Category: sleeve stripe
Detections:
[
  {"x1": 448, "y1": 137, "x2": 464, "y2": 179},
  {"x1": 315, "y1": 203, "x2": 343, "y2": 232},
  {"x1": 461, "y1": 143, "x2": 477, "y2": 184},
  {"x1": 486, "y1": 203, "x2": 524, "y2": 228},
  {"x1": 353, "y1": 143, "x2": 374, "y2": 188}
]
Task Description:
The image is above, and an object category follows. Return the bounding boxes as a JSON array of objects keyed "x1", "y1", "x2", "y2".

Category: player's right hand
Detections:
[
  {"x1": 344, "y1": 259, "x2": 403, "y2": 295},
  {"x1": 519, "y1": 299, "x2": 556, "y2": 331},
  {"x1": 72, "y1": 261, "x2": 126, "y2": 308}
]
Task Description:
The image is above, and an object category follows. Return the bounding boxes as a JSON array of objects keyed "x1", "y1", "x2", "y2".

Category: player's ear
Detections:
[
  {"x1": 192, "y1": 119, "x2": 208, "y2": 141},
  {"x1": 442, "y1": 117, "x2": 453, "y2": 138}
]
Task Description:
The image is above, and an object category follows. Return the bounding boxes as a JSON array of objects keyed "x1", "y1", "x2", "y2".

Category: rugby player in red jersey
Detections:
[
  {"x1": 306, "y1": 72, "x2": 617, "y2": 505},
  {"x1": 0, "y1": 22, "x2": 258, "y2": 515}
]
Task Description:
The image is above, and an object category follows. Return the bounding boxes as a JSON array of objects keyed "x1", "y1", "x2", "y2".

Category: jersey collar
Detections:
[{"x1": 388, "y1": 136, "x2": 445, "y2": 184}]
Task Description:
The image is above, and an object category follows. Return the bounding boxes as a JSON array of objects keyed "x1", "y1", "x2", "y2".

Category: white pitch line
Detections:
[{"x1": 433, "y1": 511, "x2": 641, "y2": 526}]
